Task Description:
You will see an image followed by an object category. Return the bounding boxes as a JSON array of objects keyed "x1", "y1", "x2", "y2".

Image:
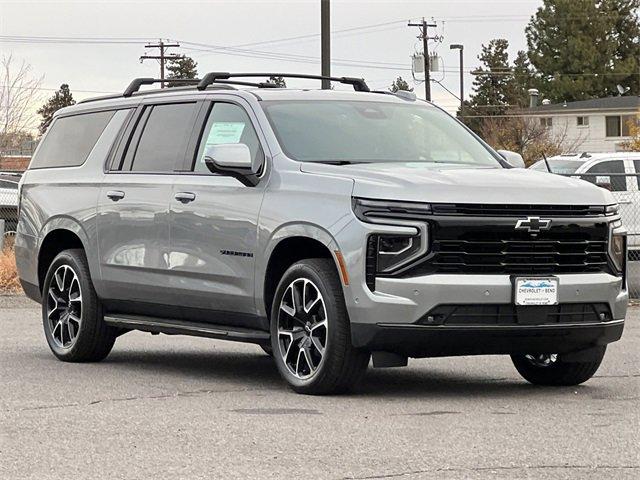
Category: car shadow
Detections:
[{"x1": 94, "y1": 347, "x2": 604, "y2": 399}]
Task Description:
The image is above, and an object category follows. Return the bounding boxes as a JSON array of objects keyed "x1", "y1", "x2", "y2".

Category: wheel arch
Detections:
[
  {"x1": 259, "y1": 223, "x2": 345, "y2": 319},
  {"x1": 37, "y1": 218, "x2": 91, "y2": 293}
]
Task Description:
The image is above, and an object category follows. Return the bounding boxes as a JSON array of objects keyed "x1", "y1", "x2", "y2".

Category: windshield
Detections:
[
  {"x1": 530, "y1": 159, "x2": 586, "y2": 174},
  {"x1": 262, "y1": 100, "x2": 502, "y2": 167}
]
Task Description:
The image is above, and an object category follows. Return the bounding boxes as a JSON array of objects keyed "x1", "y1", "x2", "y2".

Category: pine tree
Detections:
[
  {"x1": 389, "y1": 76, "x2": 413, "y2": 92},
  {"x1": 166, "y1": 56, "x2": 198, "y2": 87},
  {"x1": 36, "y1": 84, "x2": 75, "y2": 135},
  {"x1": 459, "y1": 39, "x2": 516, "y2": 132},
  {"x1": 526, "y1": 0, "x2": 640, "y2": 101},
  {"x1": 265, "y1": 76, "x2": 287, "y2": 87}
]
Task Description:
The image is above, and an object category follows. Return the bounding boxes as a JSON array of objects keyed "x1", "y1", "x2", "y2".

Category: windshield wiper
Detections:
[{"x1": 313, "y1": 160, "x2": 371, "y2": 165}]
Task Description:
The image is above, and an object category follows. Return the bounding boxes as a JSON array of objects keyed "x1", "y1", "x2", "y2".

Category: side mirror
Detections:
[
  {"x1": 497, "y1": 150, "x2": 526, "y2": 168},
  {"x1": 204, "y1": 144, "x2": 259, "y2": 187}
]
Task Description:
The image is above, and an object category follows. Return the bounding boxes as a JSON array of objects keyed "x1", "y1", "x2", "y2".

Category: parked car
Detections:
[
  {"x1": 15, "y1": 73, "x2": 627, "y2": 394},
  {"x1": 530, "y1": 153, "x2": 640, "y2": 258},
  {"x1": 0, "y1": 173, "x2": 21, "y2": 233}
]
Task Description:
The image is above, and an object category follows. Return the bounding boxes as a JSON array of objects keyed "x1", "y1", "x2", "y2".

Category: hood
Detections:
[{"x1": 300, "y1": 162, "x2": 613, "y2": 206}]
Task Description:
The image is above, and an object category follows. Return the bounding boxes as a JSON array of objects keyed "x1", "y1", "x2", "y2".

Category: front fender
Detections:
[{"x1": 254, "y1": 222, "x2": 341, "y2": 317}]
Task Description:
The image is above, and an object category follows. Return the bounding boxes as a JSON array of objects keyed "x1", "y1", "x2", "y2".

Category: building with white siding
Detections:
[{"x1": 523, "y1": 96, "x2": 639, "y2": 153}]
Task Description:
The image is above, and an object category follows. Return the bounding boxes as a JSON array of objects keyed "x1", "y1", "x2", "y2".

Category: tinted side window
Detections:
[
  {"x1": 30, "y1": 110, "x2": 115, "y2": 169},
  {"x1": 583, "y1": 160, "x2": 626, "y2": 192},
  {"x1": 193, "y1": 103, "x2": 263, "y2": 173},
  {"x1": 130, "y1": 103, "x2": 198, "y2": 172},
  {"x1": 634, "y1": 160, "x2": 640, "y2": 190}
]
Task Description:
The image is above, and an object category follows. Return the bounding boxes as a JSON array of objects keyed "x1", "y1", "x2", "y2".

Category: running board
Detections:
[{"x1": 104, "y1": 314, "x2": 270, "y2": 345}]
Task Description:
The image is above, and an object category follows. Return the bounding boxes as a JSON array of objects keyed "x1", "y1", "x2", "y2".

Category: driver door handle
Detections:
[
  {"x1": 106, "y1": 190, "x2": 125, "y2": 201},
  {"x1": 175, "y1": 192, "x2": 196, "y2": 204}
]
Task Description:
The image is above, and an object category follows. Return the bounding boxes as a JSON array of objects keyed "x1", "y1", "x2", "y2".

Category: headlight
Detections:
[
  {"x1": 609, "y1": 229, "x2": 626, "y2": 273},
  {"x1": 369, "y1": 233, "x2": 424, "y2": 274},
  {"x1": 605, "y1": 204, "x2": 620, "y2": 216},
  {"x1": 354, "y1": 198, "x2": 431, "y2": 291}
]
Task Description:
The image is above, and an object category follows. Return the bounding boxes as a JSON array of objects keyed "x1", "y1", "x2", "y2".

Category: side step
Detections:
[{"x1": 104, "y1": 314, "x2": 270, "y2": 345}]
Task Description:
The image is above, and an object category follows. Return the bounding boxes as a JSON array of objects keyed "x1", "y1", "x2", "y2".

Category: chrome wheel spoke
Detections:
[
  {"x1": 302, "y1": 346, "x2": 315, "y2": 373},
  {"x1": 310, "y1": 334, "x2": 325, "y2": 356}
]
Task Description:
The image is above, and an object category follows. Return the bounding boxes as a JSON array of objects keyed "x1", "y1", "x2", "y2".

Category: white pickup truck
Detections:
[{"x1": 530, "y1": 152, "x2": 640, "y2": 258}]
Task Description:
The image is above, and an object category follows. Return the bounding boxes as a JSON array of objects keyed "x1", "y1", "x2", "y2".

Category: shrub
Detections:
[{"x1": 0, "y1": 243, "x2": 22, "y2": 294}]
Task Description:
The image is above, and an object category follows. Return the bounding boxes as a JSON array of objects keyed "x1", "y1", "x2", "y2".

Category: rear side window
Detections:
[
  {"x1": 30, "y1": 110, "x2": 115, "y2": 169},
  {"x1": 128, "y1": 103, "x2": 198, "y2": 172}
]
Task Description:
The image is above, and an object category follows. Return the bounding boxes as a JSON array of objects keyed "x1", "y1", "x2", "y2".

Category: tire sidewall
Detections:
[
  {"x1": 42, "y1": 251, "x2": 94, "y2": 359},
  {"x1": 270, "y1": 261, "x2": 344, "y2": 391}
]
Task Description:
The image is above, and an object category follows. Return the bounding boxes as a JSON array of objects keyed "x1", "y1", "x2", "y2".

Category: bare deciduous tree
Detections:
[
  {"x1": 621, "y1": 118, "x2": 640, "y2": 152},
  {"x1": 0, "y1": 55, "x2": 43, "y2": 153},
  {"x1": 479, "y1": 116, "x2": 584, "y2": 166}
]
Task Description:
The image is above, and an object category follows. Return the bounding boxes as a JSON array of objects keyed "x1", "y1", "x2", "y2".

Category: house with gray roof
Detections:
[{"x1": 523, "y1": 95, "x2": 639, "y2": 153}]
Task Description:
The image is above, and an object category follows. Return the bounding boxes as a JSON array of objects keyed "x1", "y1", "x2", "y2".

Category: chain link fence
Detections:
[
  {"x1": 0, "y1": 172, "x2": 20, "y2": 249},
  {"x1": 556, "y1": 171, "x2": 640, "y2": 299}
]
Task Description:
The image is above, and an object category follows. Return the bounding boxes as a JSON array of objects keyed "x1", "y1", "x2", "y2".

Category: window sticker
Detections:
[{"x1": 206, "y1": 122, "x2": 246, "y2": 145}]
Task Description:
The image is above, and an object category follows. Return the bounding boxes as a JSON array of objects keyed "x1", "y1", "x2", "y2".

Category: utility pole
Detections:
[
  {"x1": 321, "y1": 0, "x2": 331, "y2": 89},
  {"x1": 450, "y1": 44, "x2": 464, "y2": 110},
  {"x1": 140, "y1": 40, "x2": 181, "y2": 88},
  {"x1": 408, "y1": 18, "x2": 438, "y2": 101}
]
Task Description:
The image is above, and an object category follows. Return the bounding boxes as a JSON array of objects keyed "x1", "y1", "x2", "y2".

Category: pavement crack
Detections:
[
  {"x1": 6, "y1": 387, "x2": 275, "y2": 412},
  {"x1": 343, "y1": 464, "x2": 640, "y2": 479}
]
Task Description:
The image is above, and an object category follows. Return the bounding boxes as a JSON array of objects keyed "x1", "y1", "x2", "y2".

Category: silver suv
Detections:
[{"x1": 15, "y1": 73, "x2": 628, "y2": 394}]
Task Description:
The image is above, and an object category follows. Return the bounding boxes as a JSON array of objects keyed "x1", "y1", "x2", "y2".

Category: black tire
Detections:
[
  {"x1": 260, "y1": 344, "x2": 273, "y2": 356},
  {"x1": 42, "y1": 249, "x2": 117, "y2": 362},
  {"x1": 511, "y1": 349, "x2": 606, "y2": 386},
  {"x1": 270, "y1": 258, "x2": 370, "y2": 395}
]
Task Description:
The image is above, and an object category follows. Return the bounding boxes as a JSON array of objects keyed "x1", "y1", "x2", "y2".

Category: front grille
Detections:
[
  {"x1": 418, "y1": 303, "x2": 612, "y2": 326},
  {"x1": 431, "y1": 203, "x2": 606, "y2": 217},
  {"x1": 417, "y1": 220, "x2": 610, "y2": 275}
]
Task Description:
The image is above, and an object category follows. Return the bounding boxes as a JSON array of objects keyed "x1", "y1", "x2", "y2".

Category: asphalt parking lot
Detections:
[{"x1": 1, "y1": 296, "x2": 638, "y2": 480}]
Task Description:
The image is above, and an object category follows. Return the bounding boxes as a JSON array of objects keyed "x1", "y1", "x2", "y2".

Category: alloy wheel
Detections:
[
  {"x1": 46, "y1": 265, "x2": 83, "y2": 349},
  {"x1": 277, "y1": 278, "x2": 328, "y2": 380},
  {"x1": 525, "y1": 353, "x2": 558, "y2": 368}
]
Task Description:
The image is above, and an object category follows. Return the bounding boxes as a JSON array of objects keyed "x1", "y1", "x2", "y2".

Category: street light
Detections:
[{"x1": 450, "y1": 44, "x2": 464, "y2": 110}]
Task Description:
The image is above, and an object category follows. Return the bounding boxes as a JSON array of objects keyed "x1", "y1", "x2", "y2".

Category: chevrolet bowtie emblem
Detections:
[{"x1": 515, "y1": 216, "x2": 552, "y2": 234}]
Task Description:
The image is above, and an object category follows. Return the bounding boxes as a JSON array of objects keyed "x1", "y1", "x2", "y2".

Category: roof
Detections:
[
  {"x1": 58, "y1": 85, "x2": 422, "y2": 117},
  {"x1": 549, "y1": 152, "x2": 640, "y2": 160},
  {"x1": 526, "y1": 95, "x2": 639, "y2": 114}
]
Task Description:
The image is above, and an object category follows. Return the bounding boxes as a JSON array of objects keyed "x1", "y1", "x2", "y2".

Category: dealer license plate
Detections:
[{"x1": 514, "y1": 277, "x2": 558, "y2": 306}]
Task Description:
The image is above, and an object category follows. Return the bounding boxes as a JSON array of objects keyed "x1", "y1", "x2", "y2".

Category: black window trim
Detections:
[{"x1": 106, "y1": 100, "x2": 203, "y2": 175}]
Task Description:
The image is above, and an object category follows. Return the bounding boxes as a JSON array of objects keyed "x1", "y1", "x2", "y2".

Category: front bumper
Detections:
[
  {"x1": 351, "y1": 319, "x2": 624, "y2": 358},
  {"x1": 345, "y1": 272, "x2": 627, "y2": 356},
  {"x1": 347, "y1": 272, "x2": 627, "y2": 325}
]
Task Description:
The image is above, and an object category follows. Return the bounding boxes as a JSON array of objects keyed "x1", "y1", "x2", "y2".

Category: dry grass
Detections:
[{"x1": 0, "y1": 242, "x2": 22, "y2": 294}]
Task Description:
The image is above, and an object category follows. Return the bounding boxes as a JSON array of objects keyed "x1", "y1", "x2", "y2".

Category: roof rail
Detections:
[
  {"x1": 123, "y1": 78, "x2": 199, "y2": 97},
  {"x1": 197, "y1": 72, "x2": 370, "y2": 92},
  {"x1": 122, "y1": 77, "x2": 281, "y2": 98}
]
